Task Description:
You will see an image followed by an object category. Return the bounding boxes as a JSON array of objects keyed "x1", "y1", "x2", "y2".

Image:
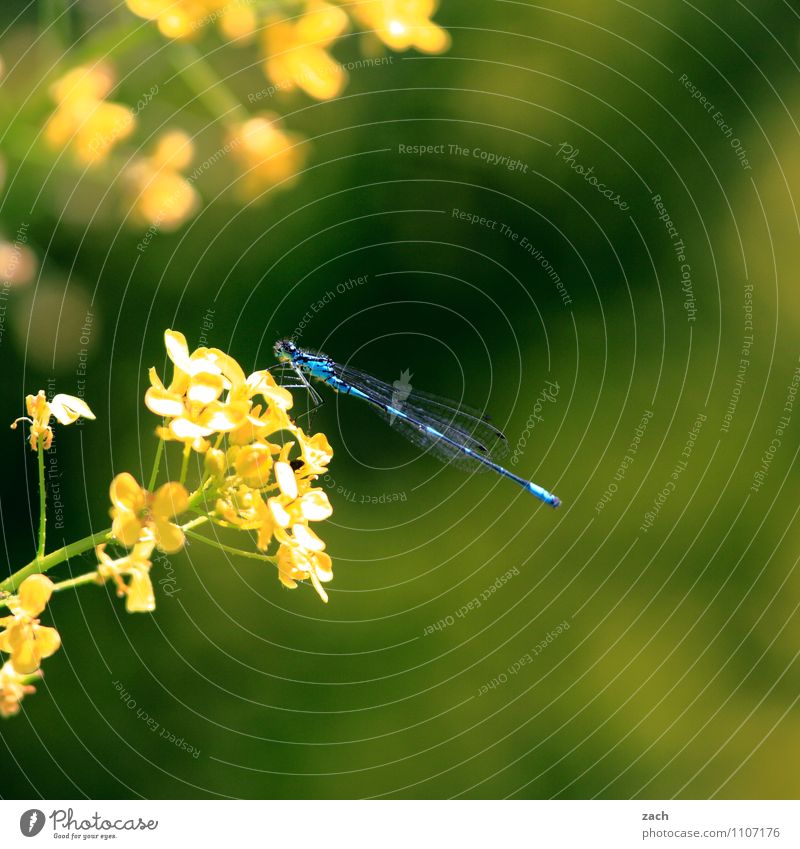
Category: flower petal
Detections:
[
  {"x1": 164, "y1": 329, "x2": 191, "y2": 371},
  {"x1": 154, "y1": 519, "x2": 185, "y2": 554},
  {"x1": 50, "y1": 393, "x2": 95, "y2": 424},
  {"x1": 34, "y1": 625, "x2": 61, "y2": 659},
  {"x1": 110, "y1": 472, "x2": 146, "y2": 511},
  {"x1": 17, "y1": 574, "x2": 54, "y2": 617},
  {"x1": 152, "y1": 482, "x2": 189, "y2": 519},
  {"x1": 112, "y1": 511, "x2": 144, "y2": 548},
  {"x1": 299, "y1": 489, "x2": 332, "y2": 521},
  {"x1": 145, "y1": 387, "x2": 185, "y2": 417},
  {"x1": 274, "y1": 461, "x2": 298, "y2": 499},
  {"x1": 169, "y1": 417, "x2": 214, "y2": 440},
  {"x1": 313, "y1": 550, "x2": 333, "y2": 582},
  {"x1": 10, "y1": 634, "x2": 40, "y2": 675},
  {"x1": 126, "y1": 571, "x2": 155, "y2": 613},
  {"x1": 268, "y1": 497, "x2": 292, "y2": 528},
  {"x1": 186, "y1": 372, "x2": 225, "y2": 405},
  {"x1": 292, "y1": 522, "x2": 325, "y2": 551}
]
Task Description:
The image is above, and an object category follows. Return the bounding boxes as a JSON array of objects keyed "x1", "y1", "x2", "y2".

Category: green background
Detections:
[{"x1": 1, "y1": 0, "x2": 799, "y2": 798}]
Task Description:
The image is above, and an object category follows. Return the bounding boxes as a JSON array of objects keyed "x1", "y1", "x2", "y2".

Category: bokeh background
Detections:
[{"x1": 1, "y1": 0, "x2": 800, "y2": 799}]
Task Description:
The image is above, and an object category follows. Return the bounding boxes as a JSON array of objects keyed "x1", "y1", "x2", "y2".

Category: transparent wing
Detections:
[{"x1": 330, "y1": 362, "x2": 509, "y2": 468}]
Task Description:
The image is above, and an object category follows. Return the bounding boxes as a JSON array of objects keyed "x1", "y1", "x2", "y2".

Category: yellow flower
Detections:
[
  {"x1": 219, "y1": 0, "x2": 258, "y2": 41},
  {"x1": 125, "y1": 131, "x2": 200, "y2": 231},
  {"x1": 277, "y1": 539, "x2": 333, "y2": 602},
  {"x1": 352, "y1": 0, "x2": 450, "y2": 53},
  {"x1": 0, "y1": 662, "x2": 38, "y2": 718},
  {"x1": 215, "y1": 484, "x2": 275, "y2": 551},
  {"x1": 146, "y1": 329, "x2": 294, "y2": 451},
  {"x1": 109, "y1": 472, "x2": 189, "y2": 553},
  {"x1": 96, "y1": 541, "x2": 156, "y2": 613},
  {"x1": 0, "y1": 575, "x2": 61, "y2": 675},
  {"x1": 204, "y1": 446, "x2": 228, "y2": 480},
  {"x1": 268, "y1": 460, "x2": 333, "y2": 527},
  {"x1": 45, "y1": 64, "x2": 135, "y2": 165},
  {"x1": 125, "y1": 0, "x2": 226, "y2": 39},
  {"x1": 296, "y1": 429, "x2": 333, "y2": 477},
  {"x1": 262, "y1": 1, "x2": 349, "y2": 100},
  {"x1": 11, "y1": 390, "x2": 95, "y2": 450},
  {"x1": 234, "y1": 441, "x2": 276, "y2": 487},
  {"x1": 227, "y1": 115, "x2": 305, "y2": 197}
]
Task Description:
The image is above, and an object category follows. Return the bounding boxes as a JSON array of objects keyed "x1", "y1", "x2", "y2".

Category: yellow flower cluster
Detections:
[
  {"x1": 125, "y1": 131, "x2": 200, "y2": 230},
  {"x1": 145, "y1": 329, "x2": 291, "y2": 451},
  {"x1": 0, "y1": 575, "x2": 61, "y2": 677},
  {"x1": 149, "y1": 330, "x2": 335, "y2": 601},
  {"x1": 11, "y1": 390, "x2": 95, "y2": 450},
  {"x1": 0, "y1": 330, "x2": 338, "y2": 717},
  {"x1": 45, "y1": 64, "x2": 135, "y2": 165}
]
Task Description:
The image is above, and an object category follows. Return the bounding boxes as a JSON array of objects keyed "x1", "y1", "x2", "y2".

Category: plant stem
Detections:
[
  {"x1": 39, "y1": 0, "x2": 72, "y2": 46},
  {"x1": 184, "y1": 529, "x2": 276, "y2": 564},
  {"x1": 181, "y1": 516, "x2": 210, "y2": 533},
  {"x1": 169, "y1": 41, "x2": 249, "y2": 127},
  {"x1": 1, "y1": 529, "x2": 112, "y2": 594},
  {"x1": 147, "y1": 437, "x2": 165, "y2": 491},
  {"x1": 36, "y1": 437, "x2": 47, "y2": 559},
  {"x1": 179, "y1": 442, "x2": 191, "y2": 486},
  {"x1": 51, "y1": 571, "x2": 100, "y2": 594}
]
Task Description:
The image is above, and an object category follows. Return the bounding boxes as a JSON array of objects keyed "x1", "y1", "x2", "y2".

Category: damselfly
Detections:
[{"x1": 274, "y1": 340, "x2": 561, "y2": 508}]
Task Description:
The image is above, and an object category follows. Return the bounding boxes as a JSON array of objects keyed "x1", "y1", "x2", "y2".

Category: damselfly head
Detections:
[{"x1": 274, "y1": 339, "x2": 298, "y2": 361}]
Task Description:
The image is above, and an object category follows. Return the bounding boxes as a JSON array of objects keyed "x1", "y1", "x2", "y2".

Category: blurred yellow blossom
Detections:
[
  {"x1": 0, "y1": 575, "x2": 61, "y2": 675},
  {"x1": 45, "y1": 64, "x2": 135, "y2": 165},
  {"x1": 0, "y1": 239, "x2": 37, "y2": 287},
  {"x1": 0, "y1": 662, "x2": 38, "y2": 718},
  {"x1": 262, "y1": 1, "x2": 349, "y2": 100},
  {"x1": 227, "y1": 114, "x2": 305, "y2": 197},
  {"x1": 96, "y1": 541, "x2": 156, "y2": 613},
  {"x1": 11, "y1": 390, "x2": 95, "y2": 450},
  {"x1": 219, "y1": 0, "x2": 258, "y2": 41},
  {"x1": 125, "y1": 130, "x2": 200, "y2": 231},
  {"x1": 352, "y1": 0, "x2": 450, "y2": 53},
  {"x1": 125, "y1": 0, "x2": 226, "y2": 39},
  {"x1": 109, "y1": 472, "x2": 189, "y2": 553}
]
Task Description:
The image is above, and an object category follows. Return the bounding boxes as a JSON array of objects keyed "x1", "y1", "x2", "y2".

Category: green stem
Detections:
[
  {"x1": 39, "y1": 0, "x2": 72, "y2": 46},
  {"x1": 0, "y1": 513, "x2": 211, "y2": 601},
  {"x1": 181, "y1": 516, "x2": 210, "y2": 534},
  {"x1": 147, "y1": 438, "x2": 165, "y2": 491},
  {"x1": 1, "y1": 529, "x2": 112, "y2": 594},
  {"x1": 169, "y1": 41, "x2": 249, "y2": 127},
  {"x1": 179, "y1": 442, "x2": 191, "y2": 486},
  {"x1": 185, "y1": 529, "x2": 276, "y2": 564},
  {"x1": 51, "y1": 571, "x2": 100, "y2": 595},
  {"x1": 36, "y1": 437, "x2": 47, "y2": 559}
]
